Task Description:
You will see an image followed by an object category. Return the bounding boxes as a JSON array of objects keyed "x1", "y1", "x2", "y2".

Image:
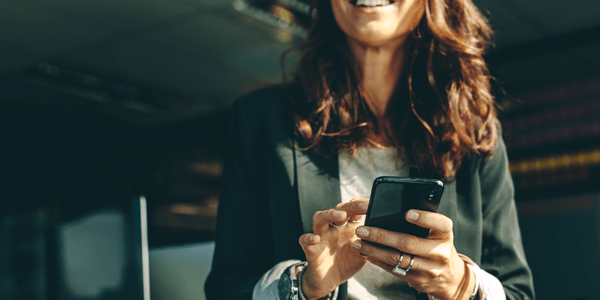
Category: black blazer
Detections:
[{"x1": 205, "y1": 87, "x2": 534, "y2": 300}]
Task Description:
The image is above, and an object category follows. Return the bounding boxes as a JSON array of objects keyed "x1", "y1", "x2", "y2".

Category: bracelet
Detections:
[
  {"x1": 427, "y1": 255, "x2": 480, "y2": 300},
  {"x1": 465, "y1": 263, "x2": 479, "y2": 300},
  {"x1": 460, "y1": 254, "x2": 480, "y2": 300}
]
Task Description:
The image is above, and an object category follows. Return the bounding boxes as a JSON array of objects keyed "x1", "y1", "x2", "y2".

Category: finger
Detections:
[
  {"x1": 312, "y1": 209, "x2": 348, "y2": 232},
  {"x1": 367, "y1": 255, "x2": 433, "y2": 294},
  {"x1": 299, "y1": 234, "x2": 322, "y2": 257},
  {"x1": 368, "y1": 256, "x2": 390, "y2": 268},
  {"x1": 334, "y1": 198, "x2": 369, "y2": 221},
  {"x1": 367, "y1": 254, "x2": 416, "y2": 275},
  {"x1": 353, "y1": 240, "x2": 418, "y2": 271},
  {"x1": 355, "y1": 226, "x2": 440, "y2": 257},
  {"x1": 405, "y1": 210, "x2": 453, "y2": 238},
  {"x1": 299, "y1": 233, "x2": 321, "y2": 247},
  {"x1": 368, "y1": 253, "x2": 444, "y2": 292}
]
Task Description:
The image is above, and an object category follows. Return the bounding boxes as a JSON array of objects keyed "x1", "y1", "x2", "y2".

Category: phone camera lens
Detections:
[{"x1": 428, "y1": 190, "x2": 436, "y2": 201}]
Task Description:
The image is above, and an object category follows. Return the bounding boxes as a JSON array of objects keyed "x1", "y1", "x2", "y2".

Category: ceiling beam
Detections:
[{"x1": 487, "y1": 24, "x2": 600, "y2": 64}]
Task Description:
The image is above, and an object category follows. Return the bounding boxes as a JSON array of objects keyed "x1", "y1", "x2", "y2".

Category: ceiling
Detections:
[{"x1": 0, "y1": 0, "x2": 598, "y2": 129}]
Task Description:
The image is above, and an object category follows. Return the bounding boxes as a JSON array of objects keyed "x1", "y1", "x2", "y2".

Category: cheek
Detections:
[
  {"x1": 404, "y1": 1, "x2": 425, "y2": 32},
  {"x1": 412, "y1": 0, "x2": 427, "y2": 23},
  {"x1": 331, "y1": 0, "x2": 352, "y2": 34}
]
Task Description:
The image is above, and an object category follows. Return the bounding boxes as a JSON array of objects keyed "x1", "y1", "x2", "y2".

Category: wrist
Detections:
[
  {"x1": 464, "y1": 264, "x2": 480, "y2": 300},
  {"x1": 278, "y1": 262, "x2": 306, "y2": 300},
  {"x1": 299, "y1": 265, "x2": 336, "y2": 300},
  {"x1": 458, "y1": 264, "x2": 477, "y2": 300},
  {"x1": 459, "y1": 254, "x2": 480, "y2": 300},
  {"x1": 428, "y1": 255, "x2": 478, "y2": 300}
]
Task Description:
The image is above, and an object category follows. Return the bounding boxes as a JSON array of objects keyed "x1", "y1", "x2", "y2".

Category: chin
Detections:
[{"x1": 349, "y1": 29, "x2": 411, "y2": 48}]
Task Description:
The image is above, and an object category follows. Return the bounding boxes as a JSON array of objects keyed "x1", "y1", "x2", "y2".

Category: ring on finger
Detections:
[
  {"x1": 330, "y1": 220, "x2": 348, "y2": 228},
  {"x1": 348, "y1": 218, "x2": 361, "y2": 223},
  {"x1": 392, "y1": 253, "x2": 414, "y2": 276}
]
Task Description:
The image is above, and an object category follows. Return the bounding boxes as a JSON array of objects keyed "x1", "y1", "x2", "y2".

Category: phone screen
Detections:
[{"x1": 365, "y1": 177, "x2": 444, "y2": 238}]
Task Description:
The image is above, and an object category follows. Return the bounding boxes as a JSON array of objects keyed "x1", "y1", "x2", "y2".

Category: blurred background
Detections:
[{"x1": 0, "y1": 0, "x2": 598, "y2": 299}]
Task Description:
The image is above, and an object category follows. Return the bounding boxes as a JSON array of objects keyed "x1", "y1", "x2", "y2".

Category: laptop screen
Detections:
[{"x1": 52, "y1": 196, "x2": 150, "y2": 300}]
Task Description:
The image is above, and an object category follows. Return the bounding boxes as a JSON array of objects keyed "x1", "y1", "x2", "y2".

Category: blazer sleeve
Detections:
[
  {"x1": 478, "y1": 139, "x2": 535, "y2": 300},
  {"x1": 204, "y1": 96, "x2": 276, "y2": 300}
]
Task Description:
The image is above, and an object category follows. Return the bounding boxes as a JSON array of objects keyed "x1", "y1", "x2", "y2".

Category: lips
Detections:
[{"x1": 351, "y1": 0, "x2": 395, "y2": 7}]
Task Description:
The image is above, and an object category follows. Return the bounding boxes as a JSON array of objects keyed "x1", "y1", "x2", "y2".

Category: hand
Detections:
[
  {"x1": 298, "y1": 198, "x2": 369, "y2": 300},
  {"x1": 352, "y1": 210, "x2": 476, "y2": 300}
]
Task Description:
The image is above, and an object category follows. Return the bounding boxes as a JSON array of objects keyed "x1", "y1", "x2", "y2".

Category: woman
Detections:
[{"x1": 205, "y1": 0, "x2": 534, "y2": 299}]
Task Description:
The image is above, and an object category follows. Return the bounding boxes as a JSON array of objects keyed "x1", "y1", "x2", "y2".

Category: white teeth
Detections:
[{"x1": 355, "y1": 0, "x2": 391, "y2": 7}]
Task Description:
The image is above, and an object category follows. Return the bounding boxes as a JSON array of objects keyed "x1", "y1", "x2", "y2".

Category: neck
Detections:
[
  {"x1": 348, "y1": 36, "x2": 411, "y2": 146},
  {"x1": 348, "y1": 36, "x2": 410, "y2": 119}
]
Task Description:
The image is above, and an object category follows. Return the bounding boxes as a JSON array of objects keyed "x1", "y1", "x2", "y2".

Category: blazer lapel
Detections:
[{"x1": 294, "y1": 147, "x2": 341, "y2": 234}]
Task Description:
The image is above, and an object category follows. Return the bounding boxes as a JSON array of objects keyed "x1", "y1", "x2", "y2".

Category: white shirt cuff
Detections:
[
  {"x1": 252, "y1": 260, "x2": 302, "y2": 300},
  {"x1": 462, "y1": 256, "x2": 506, "y2": 300},
  {"x1": 252, "y1": 260, "x2": 340, "y2": 300}
]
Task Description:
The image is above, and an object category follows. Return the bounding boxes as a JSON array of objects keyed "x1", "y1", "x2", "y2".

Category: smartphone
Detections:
[{"x1": 364, "y1": 176, "x2": 444, "y2": 238}]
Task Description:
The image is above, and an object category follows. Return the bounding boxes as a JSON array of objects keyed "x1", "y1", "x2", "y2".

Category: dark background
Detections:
[{"x1": 1, "y1": 0, "x2": 599, "y2": 299}]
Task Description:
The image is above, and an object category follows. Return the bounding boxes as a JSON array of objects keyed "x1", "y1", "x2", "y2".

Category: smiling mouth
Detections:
[{"x1": 351, "y1": 0, "x2": 395, "y2": 7}]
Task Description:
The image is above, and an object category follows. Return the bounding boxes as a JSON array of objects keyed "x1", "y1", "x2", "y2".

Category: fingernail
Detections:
[
  {"x1": 333, "y1": 210, "x2": 342, "y2": 218},
  {"x1": 407, "y1": 210, "x2": 419, "y2": 220},
  {"x1": 351, "y1": 241, "x2": 362, "y2": 250},
  {"x1": 309, "y1": 235, "x2": 315, "y2": 242},
  {"x1": 360, "y1": 202, "x2": 369, "y2": 210},
  {"x1": 356, "y1": 227, "x2": 369, "y2": 238}
]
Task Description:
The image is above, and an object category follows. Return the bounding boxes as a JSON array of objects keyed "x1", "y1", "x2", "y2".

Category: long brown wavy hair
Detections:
[{"x1": 284, "y1": 0, "x2": 499, "y2": 179}]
